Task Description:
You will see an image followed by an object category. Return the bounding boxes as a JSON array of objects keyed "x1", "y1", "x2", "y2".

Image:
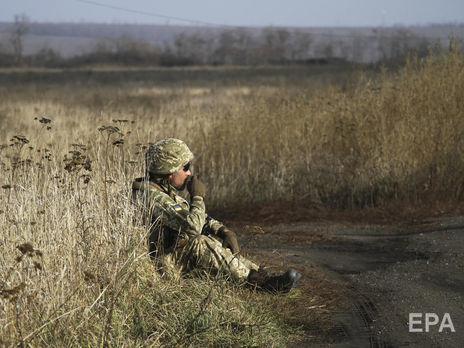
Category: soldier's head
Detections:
[{"x1": 145, "y1": 138, "x2": 193, "y2": 189}]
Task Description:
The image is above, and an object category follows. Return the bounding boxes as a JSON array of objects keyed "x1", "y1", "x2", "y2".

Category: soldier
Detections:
[{"x1": 132, "y1": 138, "x2": 301, "y2": 292}]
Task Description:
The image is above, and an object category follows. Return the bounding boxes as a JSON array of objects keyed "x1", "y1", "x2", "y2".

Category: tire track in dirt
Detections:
[{"x1": 239, "y1": 217, "x2": 464, "y2": 346}]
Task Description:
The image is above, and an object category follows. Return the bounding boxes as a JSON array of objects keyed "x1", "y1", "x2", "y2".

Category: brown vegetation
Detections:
[{"x1": 0, "y1": 44, "x2": 463, "y2": 345}]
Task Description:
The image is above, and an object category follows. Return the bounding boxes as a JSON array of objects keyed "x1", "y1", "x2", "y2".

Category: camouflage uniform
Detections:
[{"x1": 132, "y1": 139, "x2": 258, "y2": 281}]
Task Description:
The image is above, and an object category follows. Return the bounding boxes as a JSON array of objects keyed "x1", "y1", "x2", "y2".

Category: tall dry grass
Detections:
[
  {"x1": 0, "y1": 90, "x2": 300, "y2": 344},
  {"x1": 200, "y1": 45, "x2": 464, "y2": 209},
  {"x1": 0, "y1": 46, "x2": 463, "y2": 345},
  {"x1": 0, "y1": 117, "x2": 294, "y2": 346}
]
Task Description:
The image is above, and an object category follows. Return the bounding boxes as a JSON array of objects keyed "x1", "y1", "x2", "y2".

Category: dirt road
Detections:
[{"x1": 237, "y1": 216, "x2": 464, "y2": 347}]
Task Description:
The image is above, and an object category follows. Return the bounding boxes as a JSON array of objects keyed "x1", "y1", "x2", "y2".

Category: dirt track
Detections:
[{"x1": 236, "y1": 216, "x2": 464, "y2": 347}]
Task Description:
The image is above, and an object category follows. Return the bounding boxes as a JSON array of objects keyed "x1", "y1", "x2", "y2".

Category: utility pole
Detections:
[{"x1": 9, "y1": 14, "x2": 29, "y2": 66}]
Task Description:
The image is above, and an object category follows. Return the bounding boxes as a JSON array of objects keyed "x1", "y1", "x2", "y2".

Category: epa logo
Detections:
[{"x1": 409, "y1": 313, "x2": 456, "y2": 333}]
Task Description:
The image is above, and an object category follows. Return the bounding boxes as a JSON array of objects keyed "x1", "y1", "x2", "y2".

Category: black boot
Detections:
[{"x1": 247, "y1": 268, "x2": 302, "y2": 293}]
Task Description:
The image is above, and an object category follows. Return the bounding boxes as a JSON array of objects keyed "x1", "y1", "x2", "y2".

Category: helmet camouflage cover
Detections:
[{"x1": 146, "y1": 138, "x2": 194, "y2": 175}]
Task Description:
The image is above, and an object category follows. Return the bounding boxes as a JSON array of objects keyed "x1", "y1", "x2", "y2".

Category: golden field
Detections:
[{"x1": 0, "y1": 45, "x2": 463, "y2": 345}]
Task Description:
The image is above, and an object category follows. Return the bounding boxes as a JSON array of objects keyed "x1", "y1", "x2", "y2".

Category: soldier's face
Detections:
[{"x1": 169, "y1": 165, "x2": 191, "y2": 190}]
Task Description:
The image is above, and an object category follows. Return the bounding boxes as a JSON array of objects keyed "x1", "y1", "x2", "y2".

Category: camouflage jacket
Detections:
[{"x1": 131, "y1": 177, "x2": 225, "y2": 254}]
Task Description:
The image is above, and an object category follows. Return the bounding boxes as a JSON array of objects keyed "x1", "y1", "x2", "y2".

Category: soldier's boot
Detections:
[{"x1": 247, "y1": 268, "x2": 302, "y2": 293}]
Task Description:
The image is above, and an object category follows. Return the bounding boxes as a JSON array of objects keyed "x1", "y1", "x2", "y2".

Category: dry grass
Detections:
[
  {"x1": 0, "y1": 123, "x2": 294, "y2": 346},
  {"x1": 0, "y1": 110, "x2": 295, "y2": 345},
  {"x1": 201, "y1": 45, "x2": 464, "y2": 210},
  {"x1": 1, "y1": 46, "x2": 463, "y2": 345}
]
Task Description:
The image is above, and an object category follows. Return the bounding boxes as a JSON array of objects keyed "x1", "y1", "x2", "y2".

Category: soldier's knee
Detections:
[
  {"x1": 188, "y1": 234, "x2": 220, "y2": 250},
  {"x1": 189, "y1": 234, "x2": 209, "y2": 246}
]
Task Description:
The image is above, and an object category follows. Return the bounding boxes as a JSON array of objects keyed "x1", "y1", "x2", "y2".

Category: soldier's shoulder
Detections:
[
  {"x1": 132, "y1": 178, "x2": 161, "y2": 193},
  {"x1": 132, "y1": 179, "x2": 167, "y2": 201}
]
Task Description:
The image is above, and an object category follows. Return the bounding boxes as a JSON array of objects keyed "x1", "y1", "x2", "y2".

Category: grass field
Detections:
[{"x1": 1, "y1": 45, "x2": 463, "y2": 345}]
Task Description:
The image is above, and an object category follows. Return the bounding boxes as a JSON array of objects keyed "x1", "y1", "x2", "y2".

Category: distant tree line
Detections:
[{"x1": 0, "y1": 15, "x2": 441, "y2": 68}]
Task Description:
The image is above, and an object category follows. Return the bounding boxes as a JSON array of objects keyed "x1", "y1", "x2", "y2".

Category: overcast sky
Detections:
[{"x1": 2, "y1": 0, "x2": 464, "y2": 27}]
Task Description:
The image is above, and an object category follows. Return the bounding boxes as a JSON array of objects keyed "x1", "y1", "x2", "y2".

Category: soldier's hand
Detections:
[
  {"x1": 221, "y1": 229, "x2": 240, "y2": 254},
  {"x1": 187, "y1": 175, "x2": 206, "y2": 198}
]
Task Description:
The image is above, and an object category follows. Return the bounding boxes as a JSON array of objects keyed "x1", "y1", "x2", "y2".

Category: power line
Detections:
[
  {"x1": 75, "y1": 0, "x2": 234, "y2": 27},
  {"x1": 70, "y1": 1, "x2": 464, "y2": 41}
]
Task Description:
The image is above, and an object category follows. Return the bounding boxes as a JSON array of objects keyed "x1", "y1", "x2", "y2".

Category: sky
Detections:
[{"x1": 1, "y1": 0, "x2": 464, "y2": 28}]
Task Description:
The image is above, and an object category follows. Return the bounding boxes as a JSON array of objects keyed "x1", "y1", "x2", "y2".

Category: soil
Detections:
[{"x1": 225, "y1": 211, "x2": 464, "y2": 347}]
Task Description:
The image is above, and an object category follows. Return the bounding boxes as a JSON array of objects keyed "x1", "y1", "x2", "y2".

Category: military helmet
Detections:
[{"x1": 145, "y1": 138, "x2": 193, "y2": 175}]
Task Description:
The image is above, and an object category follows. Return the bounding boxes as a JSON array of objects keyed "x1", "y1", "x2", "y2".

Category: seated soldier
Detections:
[{"x1": 131, "y1": 138, "x2": 301, "y2": 292}]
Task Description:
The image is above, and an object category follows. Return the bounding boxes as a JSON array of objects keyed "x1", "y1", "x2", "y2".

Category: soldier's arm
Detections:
[
  {"x1": 203, "y1": 216, "x2": 227, "y2": 236},
  {"x1": 150, "y1": 191, "x2": 207, "y2": 236}
]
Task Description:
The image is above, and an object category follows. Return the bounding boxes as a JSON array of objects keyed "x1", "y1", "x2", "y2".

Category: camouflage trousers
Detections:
[{"x1": 158, "y1": 235, "x2": 259, "y2": 281}]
